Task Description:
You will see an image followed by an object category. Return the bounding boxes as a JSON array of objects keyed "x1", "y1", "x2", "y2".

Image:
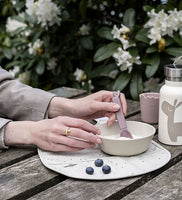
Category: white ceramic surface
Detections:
[
  {"x1": 38, "y1": 141, "x2": 171, "y2": 180},
  {"x1": 97, "y1": 121, "x2": 155, "y2": 156}
]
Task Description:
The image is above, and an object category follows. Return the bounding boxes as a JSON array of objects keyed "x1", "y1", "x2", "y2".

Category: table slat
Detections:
[
  {"x1": 121, "y1": 160, "x2": 182, "y2": 200},
  {"x1": 0, "y1": 156, "x2": 59, "y2": 200}
]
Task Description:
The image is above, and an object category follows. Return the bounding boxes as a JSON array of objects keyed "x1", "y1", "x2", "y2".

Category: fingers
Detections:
[
  {"x1": 60, "y1": 117, "x2": 101, "y2": 136},
  {"x1": 106, "y1": 113, "x2": 116, "y2": 126},
  {"x1": 90, "y1": 92, "x2": 127, "y2": 116},
  {"x1": 40, "y1": 117, "x2": 102, "y2": 152},
  {"x1": 64, "y1": 127, "x2": 101, "y2": 144},
  {"x1": 50, "y1": 134, "x2": 96, "y2": 150},
  {"x1": 119, "y1": 93, "x2": 127, "y2": 116}
]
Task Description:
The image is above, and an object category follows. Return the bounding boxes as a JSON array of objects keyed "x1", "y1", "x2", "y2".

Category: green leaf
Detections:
[
  {"x1": 3, "y1": 48, "x2": 12, "y2": 59},
  {"x1": 94, "y1": 42, "x2": 121, "y2": 62},
  {"x1": 97, "y1": 27, "x2": 113, "y2": 41},
  {"x1": 80, "y1": 36, "x2": 93, "y2": 50},
  {"x1": 143, "y1": 54, "x2": 160, "y2": 78},
  {"x1": 64, "y1": 58, "x2": 73, "y2": 71},
  {"x1": 165, "y1": 38, "x2": 175, "y2": 46},
  {"x1": 145, "y1": 64, "x2": 158, "y2": 78},
  {"x1": 36, "y1": 60, "x2": 45, "y2": 75},
  {"x1": 4, "y1": 37, "x2": 12, "y2": 47},
  {"x1": 143, "y1": 5, "x2": 154, "y2": 12},
  {"x1": 2, "y1": 5, "x2": 10, "y2": 16},
  {"x1": 12, "y1": 15, "x2": 25, "y2": 23},
  {"x1": 113, "y1": 72, "x2": 131, "y2": 91},
  {"x1": 5, "y1": 61, "x2": 20, "y2": 69},
  {"x1": 26, "y1": 59, "x2": 36, "y2": 70},
  {"x1": 173, "y1": 33, "x2": 182, "y2": 46},
  {"x1": 165, "y1": 47, "x2": 182, "y2": 57},
  {"x1": 79, "y1": 0, "x2": 88, "y2": 18},
  {"x1": 91, "y1": 63, "x2": 117, "y2": 78},
  {"x1": 135, "y1": 28, "x2": 150, "y2": 44},
  {"x1": 130, "y1": 72, "x2": 143, "y2": 100},
  {"x1": 146, "y1": 46, "x2": 157, "y2": 53},
  {"x1": 62, "y1": 10, "x2": 70, "y2": 21},
  {"x1": 123, "y1": 8, "x2": 135, "y2": 31}
]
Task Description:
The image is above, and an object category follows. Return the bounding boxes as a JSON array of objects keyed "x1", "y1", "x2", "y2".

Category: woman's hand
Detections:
[
  {"x1": 48, "y1": 90, "x2": 127, "y2": 126},
  {"x1": 4, "y1": 116, "x2": 102, "y2": 152}
]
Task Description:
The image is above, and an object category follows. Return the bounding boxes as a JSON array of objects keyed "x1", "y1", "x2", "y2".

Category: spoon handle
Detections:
[{"x1": 112, "y1": 91, "x2": 127, "y2": 130}]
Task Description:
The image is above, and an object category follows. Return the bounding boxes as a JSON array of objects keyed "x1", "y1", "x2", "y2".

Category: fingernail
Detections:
[
  {"x1": 96, "y1": 138, "x2": 102, "y2": 144},
  {"x1": 97, "y1": 129, "x2": 101, "y2": 134},
  {"x1": 113, "y1": 104, "x2": 120, "y2": 110}
]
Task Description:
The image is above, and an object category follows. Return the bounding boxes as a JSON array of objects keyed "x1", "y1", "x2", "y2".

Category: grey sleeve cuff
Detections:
[
  {"x1": 0, "y1": 126, "x2": 9, "y2": 150},
  {"x1": 0, "y1": 118, "x2": 11, "y2": 150}
]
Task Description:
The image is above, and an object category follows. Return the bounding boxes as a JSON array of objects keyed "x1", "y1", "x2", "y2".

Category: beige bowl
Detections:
[{"x1": 96, "y1": 121, "x2": 155, "y2": 156}]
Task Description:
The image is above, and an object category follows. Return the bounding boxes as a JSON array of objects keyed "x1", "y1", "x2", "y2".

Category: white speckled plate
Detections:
[{"x1": 38, "y1": 140, "x2": 171, "y2": 180}]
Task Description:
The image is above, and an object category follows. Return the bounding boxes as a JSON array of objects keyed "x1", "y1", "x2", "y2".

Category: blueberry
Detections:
[
  {"x1": 86, "y1": 167, "x2": 94, "y2": 175},
  {"x1": 102, "y1": 165, "x2": 111, "y2": 174},
  {"x1": 94, "y1": 159, "x2": 104, "y2": 167}
]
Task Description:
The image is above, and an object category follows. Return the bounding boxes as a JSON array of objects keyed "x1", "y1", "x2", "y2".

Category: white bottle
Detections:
[{"x1": 158, "y1": 65, "x2": 182, "y2": 145}]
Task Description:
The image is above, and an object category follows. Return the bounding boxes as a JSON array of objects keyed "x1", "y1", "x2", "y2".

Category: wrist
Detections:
[
  {"x1": 47, "y1": 96, "x2": 73, "y2": 118},
  {"x1": 4, "y1": 121, "x2": 35, "y2": 146}
]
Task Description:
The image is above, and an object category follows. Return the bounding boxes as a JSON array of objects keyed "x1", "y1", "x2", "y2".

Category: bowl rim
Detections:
[{"x1": 97, "y1": 120, "x2": 155, "y2": 141}]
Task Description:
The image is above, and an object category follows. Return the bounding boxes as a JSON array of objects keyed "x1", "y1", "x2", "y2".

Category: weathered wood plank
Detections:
[
  {"x1": 48, "y1": 87, "x2": 87, "y2": 98},
  {"x1": 0, "y1": 146, "x2": 36, "y2": 169},
  {"x1": 126, "y1": 99, "x2": 140, "y2": 116},
  {"x1": 121, "y1": 160, "x2": 182, "y2": 200},
  {"x1": 0, "y1": 156, "x2": 59, "y2": 200}
]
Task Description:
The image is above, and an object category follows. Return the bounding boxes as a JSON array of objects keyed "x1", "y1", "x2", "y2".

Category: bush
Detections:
[{"x1": 0, "y1": 0, "x2": 182, "y2": 99}]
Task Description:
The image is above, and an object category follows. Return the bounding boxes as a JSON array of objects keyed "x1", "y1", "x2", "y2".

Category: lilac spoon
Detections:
[{"x1": 112, "y1": 91, "x2": 133, "y2": 138}]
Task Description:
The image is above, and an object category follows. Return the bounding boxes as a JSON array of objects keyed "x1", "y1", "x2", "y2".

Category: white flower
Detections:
[
  {"x1": 6, "y1": 17, "x2": 27, "y2": 33},
  {"x1": 118, "y1": 37, "x2": 130, "y2": 50},
  {"x1": 47, "y1": 57, "x2": 57, "y2": 70},
  {"x1": 74, "y1": 68, "x2": 85, "y2": 82},
  {"x1": 148, "y1": 28, "x2": 161, "y2": 45},
  {"x1": 79, "y1": 24, "x2": 90, "y2": 36},
  {"x1": 28, "y1": 39, "x2": 43, "y2": 55},
  {"x1": 145, "y1": 9, "x2": 182, "y2": 44},
  {"x1": 111, "y1": 25, "x2": 130, "y2": 49},
  {"x1": 8, "y1": 66, "x2": 19, "y2": 77},
  {"x1": 25, "y1": 0, "x2": 61, "y2": 28},
  {"x1": 113, "y1": 47, "x2": 141, "y2": 73},
  {"x1": 111, "y1": 25, "x2": 121, "y2": 39},
  {"x1": 120, "y1": 24, "x2": 130, "y2": 34}
]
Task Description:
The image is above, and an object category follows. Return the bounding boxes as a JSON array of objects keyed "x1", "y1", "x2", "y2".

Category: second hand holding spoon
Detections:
[{"x1": 112, "y1": 91, "x2": 133, "y2": 139}]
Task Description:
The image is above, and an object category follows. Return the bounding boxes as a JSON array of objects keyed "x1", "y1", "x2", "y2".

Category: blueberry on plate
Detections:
[
  {"x1": 102, "y1": 165, "x2": 111, "y2": 174},
  {"x1": 94, "y1": 159, "x2": 104, "y2": 167},
  {"x1": 86, "y1": 167, "x2": 94, "y2": 175}
]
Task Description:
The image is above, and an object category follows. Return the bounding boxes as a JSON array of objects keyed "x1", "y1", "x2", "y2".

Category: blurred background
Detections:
[{"x1": 0, "y1": 0, "x2": 182, "y2": 100}]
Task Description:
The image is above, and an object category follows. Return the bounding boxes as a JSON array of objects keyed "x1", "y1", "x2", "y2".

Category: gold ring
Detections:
[{"x1": 65, "y1": 127, "x2": 71, "y2": 137}]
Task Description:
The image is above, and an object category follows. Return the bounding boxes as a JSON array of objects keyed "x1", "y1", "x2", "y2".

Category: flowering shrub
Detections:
[{"x1": 0, "y1": 0, "x2": 182, "y2": 100}]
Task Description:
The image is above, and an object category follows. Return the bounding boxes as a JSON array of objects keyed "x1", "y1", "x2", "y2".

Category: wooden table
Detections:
[{"x1": 0, "y1": 87, "x2": 181, "y2": 200}]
